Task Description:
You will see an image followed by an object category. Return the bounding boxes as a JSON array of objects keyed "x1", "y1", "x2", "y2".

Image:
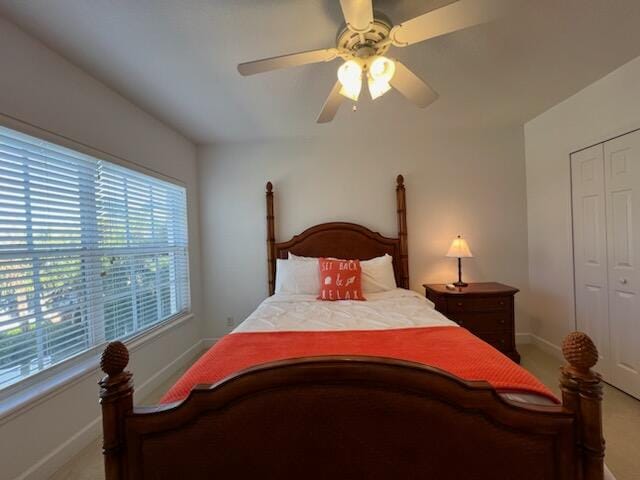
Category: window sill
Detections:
[{"x1": 0, "y1": 312, "x2": 195, "y2": 426}]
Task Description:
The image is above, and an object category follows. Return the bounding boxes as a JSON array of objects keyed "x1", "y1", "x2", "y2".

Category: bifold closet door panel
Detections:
[
  {"x1": 571, "y1": 144, "x2": 611, "y2": 378},
  {"x1": 604, "y1": 130, "x2": 640, "y2": 399}
]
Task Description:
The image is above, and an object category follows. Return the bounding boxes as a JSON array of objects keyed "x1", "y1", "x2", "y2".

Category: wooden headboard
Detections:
[{"x1": 266, "y1": 175, "x2": 409, "y2": 295}]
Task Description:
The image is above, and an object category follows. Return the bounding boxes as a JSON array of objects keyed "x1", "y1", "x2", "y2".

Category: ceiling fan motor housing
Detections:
[{"x1": 336, "y1": 13, "x2": 393, "y2": 58}]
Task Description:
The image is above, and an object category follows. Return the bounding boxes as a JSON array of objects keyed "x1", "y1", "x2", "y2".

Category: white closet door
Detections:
[
  {"x1": 571, "y1": 144, "x2": 611, "y2": 378},
  {"x1": 604, "y1": 130, "x2": 640, "y2": 399}
]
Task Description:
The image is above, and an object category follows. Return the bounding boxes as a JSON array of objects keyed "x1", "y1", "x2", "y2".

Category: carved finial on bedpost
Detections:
[
  {"x1": 560, "y1": 332, "x2": 604, "y2": 480},
  {"x1": 101, "y1": 341, "x2": 129, "y2": 376},
  {"x1": 266, "y1": 181, "x2": 276, "y2": 296},
  {"x1": 99, "y1": 342, "x2": 133, "y2": 480},
  {"x1": 395, "y1": 175, "x2": 409, "y2": 289},
  {"x1": 563, "y1": 331, "x2": 599, "y2": 375}
]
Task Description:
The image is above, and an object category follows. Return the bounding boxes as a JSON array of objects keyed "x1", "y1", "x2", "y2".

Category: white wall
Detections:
[
  {"x1": 525, "y1": 55, "x2": 640, "y2": 352},
  {"x1": 0, "y1": 17, "x2": 203, "y2": 479},
  {"x1": 198, "y1": 126, "x2": 531, "y2": 339}
]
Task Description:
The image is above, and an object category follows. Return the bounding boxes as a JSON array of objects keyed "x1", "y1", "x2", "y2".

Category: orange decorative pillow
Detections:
[{"x1": 317, "y1": 258, "x2": 365, "y2": 301}]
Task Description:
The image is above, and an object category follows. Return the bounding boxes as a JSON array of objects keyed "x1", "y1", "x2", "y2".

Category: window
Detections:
[{"x1": 0, "y1": 126, "x2": 190, "y2": 391}]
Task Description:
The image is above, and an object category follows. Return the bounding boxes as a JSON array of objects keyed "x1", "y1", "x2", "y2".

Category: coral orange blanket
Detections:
[{"x1": 161, "y1": 326, "x2": 557, "y2": 404}]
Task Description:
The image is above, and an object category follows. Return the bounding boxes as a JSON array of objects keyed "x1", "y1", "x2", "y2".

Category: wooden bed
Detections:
[{"x1": 99, "y1": 175, "x2": 606, "y2": 479}]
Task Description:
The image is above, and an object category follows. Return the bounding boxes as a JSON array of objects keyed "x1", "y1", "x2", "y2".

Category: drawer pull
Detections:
[
  {"x1": 457, "y1": 302, "x2": 463, "y2": 307},
  {"x1": 499, "y1": 301, "x2": 505, "y2": 306},
  {"x1": 499, "y1": 318, "x2": 505, "y2": 324}
]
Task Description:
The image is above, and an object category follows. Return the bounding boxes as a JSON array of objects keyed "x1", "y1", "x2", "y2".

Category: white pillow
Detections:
[
  {"x1": 288, "y1": 253, "x2": 396, "y2": 293},
  {"x1": 275, "y1": 258, "x2": 320, "y2": 294},
  {"x1": 360, "y1": 254, "x2": 397, "y2": 293}
]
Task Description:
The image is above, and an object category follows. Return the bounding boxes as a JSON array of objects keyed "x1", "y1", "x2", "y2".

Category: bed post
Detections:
[
  {"x1": 99, "y1": 341, "x2": 133, "y2": 480},
  {"x1": 560, "y1": 331, "x2": 605, "y2": 480},
  {"x1": 266, "y1": 181, "x2": 276, "y2": 296},
  {"x1": 396, "y1": 175, "x2": 409, "y2": 289}
]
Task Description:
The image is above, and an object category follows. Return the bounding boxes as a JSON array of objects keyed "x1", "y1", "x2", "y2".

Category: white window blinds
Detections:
[{"x1": 0, "y1": 126, "x2": 190, "y2": 391}]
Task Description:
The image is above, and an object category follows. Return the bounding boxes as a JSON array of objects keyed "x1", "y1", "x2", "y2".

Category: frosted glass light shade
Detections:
[
  {"x1": 446, "y1": 236, "x2": 473, "y2": 258},
  {"x1": 337, "y1": 60, "x2": 363, "y2": 101},
  {"x1": 368, "y1": 77, "x2": 392, "y2": 100},
  {"x1": 369, "y1": 56, "x2": 395, "y2": 84},
  {"x1": 367, "y1": 56, "x2": 395, "y2": 100}
]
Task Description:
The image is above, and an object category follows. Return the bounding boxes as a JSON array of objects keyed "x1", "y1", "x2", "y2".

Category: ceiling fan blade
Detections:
[
  {"x1": 339, "y1": 0, "x2": 374, "y2": 32},
  {"x1": 389, "y1": 61, "x2": 439, "y2": 108},
  {"x1": 316, "y1": 81, "x2": 345, "y2": 124},
  {"x1": 391, "y1": 0, "x2": 507, "y2": 46},
  {"x1": 238, "y1": 48, "x2": 338, "y2": 76}
]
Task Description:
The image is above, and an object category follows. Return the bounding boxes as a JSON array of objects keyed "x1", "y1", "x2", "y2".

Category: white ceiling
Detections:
[{"x1": 1, "y1": 0, "x2": 640, "y2": 144}]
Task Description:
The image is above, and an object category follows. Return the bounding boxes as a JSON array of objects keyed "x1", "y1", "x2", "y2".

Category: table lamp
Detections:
[{"x1": 446, "y1": 235, "x2": 473, "y2": 287}]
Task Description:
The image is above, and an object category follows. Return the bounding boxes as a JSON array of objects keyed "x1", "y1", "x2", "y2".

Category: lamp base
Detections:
[{"x1": 453, "y1": 258, "x2": 468, "y2": 288}]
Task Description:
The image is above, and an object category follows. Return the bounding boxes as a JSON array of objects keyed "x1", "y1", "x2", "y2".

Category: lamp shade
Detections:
[{"x1": 446, "y1": 235, "x2": 473, "y2": 258}]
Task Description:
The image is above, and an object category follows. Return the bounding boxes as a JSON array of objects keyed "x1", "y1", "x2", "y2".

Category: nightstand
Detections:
[{"x1": 423, "y1": 282, "x2": 520, "y2": 363}]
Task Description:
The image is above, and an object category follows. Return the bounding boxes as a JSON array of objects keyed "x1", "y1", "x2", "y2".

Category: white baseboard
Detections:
[
  {"x1": 135, "y1": 340, "x2": 204, "y2": 400},
  {"x1": 16, "y1": 338, "x2": 205, "y2": 480},
  {"x1": 529, "y1": 334, "x2": 563, "y2": 361},
  {"x1": 16, "y1": 416, "x2": 101, "y2": 480},
  {"x1": 515, "y1": 332, "x2": 563, "y2": 360},
  {"x1": 201, "y1": 337, "x2": 220, "y2": 349}
]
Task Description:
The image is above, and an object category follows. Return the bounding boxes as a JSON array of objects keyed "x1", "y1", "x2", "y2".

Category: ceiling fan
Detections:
[{"x1": 238, "y1": 0, "x2": 506, "y2": 123}]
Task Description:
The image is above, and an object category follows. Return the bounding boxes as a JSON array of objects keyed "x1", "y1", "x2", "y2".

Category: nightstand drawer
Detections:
[
  {"x1": 423, "y1": 283, "x2": 520, "y2": 363},
  {"x1": 447, "y1": 296, "x2": 510, "y2": 313},
  {"x1": 448, "y1": 312, "x2": 510, "y2": 331}
]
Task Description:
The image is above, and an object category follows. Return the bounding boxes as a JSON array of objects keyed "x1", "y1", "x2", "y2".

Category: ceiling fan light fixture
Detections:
[
  {"x1": 339, "y1": 83, "x2": 362, "y2": 102},
  {"x1": 368, "y1": 56, "x2": 396, "y2": 83},
  {"x1": 337, "y1": 59, "x2": 363, "y2": 101},
  {"x1": 366, "y1": 56, "x2": 395, "y2": 100},
  {"x1": 239, "y1": 0, "x2": 500, "y2": 122},
  {"x1": 367, "y1": 77, "x2": 392, "y2": 100}
]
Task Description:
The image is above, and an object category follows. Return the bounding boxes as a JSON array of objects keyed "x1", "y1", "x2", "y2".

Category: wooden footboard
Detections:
[{"x1": 99, "y1": 331, "x2": 605, "y2": 479}]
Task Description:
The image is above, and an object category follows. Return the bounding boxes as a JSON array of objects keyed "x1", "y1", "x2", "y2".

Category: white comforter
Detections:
[
  {"x1": 231, "y1": 288, "x2": 565, "y2": 409},
  {"x1": 233, "y1": 288, "x2": 457, "y2": 333}
]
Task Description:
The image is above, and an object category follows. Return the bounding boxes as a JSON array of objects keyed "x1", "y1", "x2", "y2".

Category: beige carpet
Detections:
[
  {"x1": 519, "y1": 344, "x2": 640, "y2": 480},
  {"x1": 51, "y1": 344, "x2": 640, "y2": 479}
]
